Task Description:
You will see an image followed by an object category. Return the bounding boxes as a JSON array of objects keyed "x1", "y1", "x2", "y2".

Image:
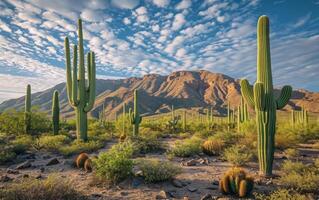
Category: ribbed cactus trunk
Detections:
[
  {"x1": 24, "y1": 84, "x2": 31, "y2": 134},
  {"x1": 131, "y1": 90, "x2": 142, "y2": 136},
  {"x1": 182, "y1": 110, "x2": 186, "y2": 131},
  {"x1": 122, "y1": 103, "x2": 126, "y2": 135},
  {"x1": 64, "y1": 19, "x2": 96, "y2": 141},
  {"x1": 52, "y1": 90, "x2": 60, "y2": 135},
  {"x1": 240, "y1": 16, "x2": 292, "y2": 176}
]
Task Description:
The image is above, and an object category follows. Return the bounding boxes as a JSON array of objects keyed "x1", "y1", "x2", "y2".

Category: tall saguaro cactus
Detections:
[
  {"x1": 64, "y1": 19, "x2": 96, "y2": 141},
  {"x1": 130, "y1": 90, "x2": 142, "y2": 136},
  {"x1": 24, "y1": 84, "x2": 31, "y2": 134},
  {"x1": 240, "y1": 16, "x2": 292, "y2": 176},
  {"x1": 52, "y1": 90, "x2": 60, "y2": 135}
]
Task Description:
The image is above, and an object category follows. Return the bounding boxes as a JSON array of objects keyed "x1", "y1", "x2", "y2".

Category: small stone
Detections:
[
  {"x1": 46, "y1": 158, "x2": 60, "y2": 166},
  {"x1": 156, "y1": 190, "x2": 168, "y2": 199},
  {"x1": 212, "y1": 180, "x2": 219, "y2": 185},
  {"x1": 201, "y1": 194, "x2": 212, "y2": 200},
  {"x1": 0, "y1": 175, "x2": 13, "y2": 182},
  {"x1": 198, "y1": 158, "x2": 205, "y2": 164},
  {"x1": 120, "y1": 191, "x2": 129, "y2": 196},
  {"x1": 187, "y1": 185, "x2": 198, "y2": 192},
  {"x1": 134, "y1": 170, "x2": 143, "y2": 177},
  {"x1": 6, "y1": 168, "x2": 19, "y2": 174},
  {"x1": 35, "y1": 174, "x2": 42, "y2": 179},
  {"x1": 23, "y1": 174, "x2": 29, "y2": 178},
  {"x1": 183, "y1": 197, "x2": 190, "y2": 200},
  {"x1": 281, "y1": 156, "x2": 287, "y2": 159},
  {"x1": 91, "y1": 193, "x2": 102, "y2": 197},
  {"x1": 184, "y1": 159, "x2": 197, "y2": 166},
  {"x1": 266, "y1": 180, "x2": 272, "y2": 185},
  {"x1": 132, "y1": 178, "x2": 143, "y2": 188},
  {"x1": 172, "y1": 179, "x2": 183, "y2": 188},
  {"x1": 16, "y1": 160, "x2": 32, "y2": 169}
]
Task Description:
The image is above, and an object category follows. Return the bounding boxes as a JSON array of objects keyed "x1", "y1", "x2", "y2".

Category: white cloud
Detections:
[
  {"x1": 123, "y1": 17, "x2": 131, "y2": 25},
  {"x1": 81, "y1": 9, "x2": 106, "y2": 22},
  {"x1": 172, "y1": 13, "x2": 186, "y2": 31},
  {"x1": 175, "y1": 48, "x2": 187, "y2": 57},
  {"x1": 0, "y1": 20, "x2": 12, "y2": 33},
  {"x1": 152, "y1": 0, "x2": 170, "y2": 7},
  {"x1": 292, "y1": 13, "x2": 311, "y2": 28},
  {"x1": 111, "y1": 0, "x2": 140, "y2": 9},
  {"x1": 135, "y1": 6, "x2": 147, "y2": 15},
  {"x1": 134, "y1": 7, "x2": 149, "y2": 23},
  {"x1": 176, "y1": 0, "x2": 191, "y2": 10}
]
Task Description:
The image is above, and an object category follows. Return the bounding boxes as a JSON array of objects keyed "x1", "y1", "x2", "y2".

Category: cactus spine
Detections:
[
  {"x1": 240, "y1": 16, "x2": 292, "y2": 176},
  {"x1": 24, "y1": 84, "x2": 31, "y2": 134},
  {"x1": 65, "y1": 19, "x2": 96, "y2": 141},
  {"x1": 52, "y1": 90, "x2": 60, "y2": 135},
  {"x1": 130, "y1": 89, "x2": 142, "y2": 136}
]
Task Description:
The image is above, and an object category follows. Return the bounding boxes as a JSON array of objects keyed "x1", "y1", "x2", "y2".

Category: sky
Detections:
[{"x1": 0, "y1": 0, "x2": 319, "y2": 103}]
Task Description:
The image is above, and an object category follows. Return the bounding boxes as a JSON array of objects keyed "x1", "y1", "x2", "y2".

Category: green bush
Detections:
[
  {"x1": 279, "y1": 160, "x2": 319, "y2": 192},
  {"x1": 284, "y1": 148, "x2": 299, "y2": 159},
  {"x1": 38, "y1": 134, "x2": 70, "y2": 151},
  {"x1": 94, "y1": 142, "x2": 134, "y2": 183},
  {"x1": 255, "y1": 189, "x2": 309, "y2": 200},
  {"x1": 130, "y1": 135, "x2": 164, "y2": 154},
  {"x1": 222, "y1": 145, "x2": 254, "y2": 166},
  {"x1": 0, "y1": 148, "x2": 16, "y2": 164},
  {"x1": 136, "y1": 158, "x2": 181, "y2": 183},
  {"x1": 10, "y1": 135, "x2": 33, "y2": 154},
  {"x1": 167, "y1": 136, "x2": 202, "y2": 157},
  {"x1": 58, "y1": 140, "x2": 103, "y2": 156},
  {"x1": 0, "y1": 175, "x2": 86, "y2": 200}
]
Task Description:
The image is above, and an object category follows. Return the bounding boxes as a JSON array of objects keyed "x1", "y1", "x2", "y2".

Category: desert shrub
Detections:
[
  {"x1": 210, "y1": 131, "x2": 239, "y2": 145},
  {"x1": 37, "y1": 134, "x2": 70, "y2": 151},
  {"x1": 284, "y1": 148, "x2": 299, "y2": 159},
  {"x1": 114, "y1": 115, "x2": 132, "y2": 136},
  {"x1": 254, "y1": 189, "x2": 309, "y2": 200},
  {"x1": 201, "y1": 138, "x2": 225, "y2": 156},
  {"x1": 275, "y1": 132, "x2": 299, "y2": 150},
  {"x1": 194, "y1": 129, "x2": 214, "y2": 138},
  {"x1": 0, "y1": 147, "x2": 16, "y2": 164},
  {"x1": 10, "y1": 135, "x2": 33, "y2": 154},
  {"x1": 58, "y1": 140, "x2": 103, "y2": 156},
  {"x1": 167, "y1": 136, "x2": 202, "y2": 157},
  {"x1": 129, "y1": 135, "x2": 164, "y2": 154},
  {"x1": 94, "y1": 141, "x2": 134, "y2": 183},
  {"x1": 222, "y1": 145, "x2": 254, "y2": 166},
  {"x1": 136, "y1": 158, "x2": 181, "y2": 183},
  {"x1": 279, "y1": 160, "x2": 319, "y2": 192},
  {"x1": 0, "y1": 175, "x2": 86, "y2": 200}
]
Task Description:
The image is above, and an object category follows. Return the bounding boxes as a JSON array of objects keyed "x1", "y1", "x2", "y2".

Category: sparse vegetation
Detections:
[
  {"x1": 167, "y1": 136, "x2": 202, "y2": 158},
  {"x1": 222, "y1": 145, "x2": 254, "y2": 166}
]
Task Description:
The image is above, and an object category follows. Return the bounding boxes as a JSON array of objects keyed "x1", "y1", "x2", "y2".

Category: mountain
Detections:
[{"x1": 1, "y1": 70, "x2": 318, "y2": 118}]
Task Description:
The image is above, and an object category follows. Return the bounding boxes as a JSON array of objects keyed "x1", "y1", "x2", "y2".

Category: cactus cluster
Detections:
[
  {"x1": 52, "y1": 90, "x2": 60, "y2": 135},
  {"x1": 206, "y1": 107, "x2": 215, "y2": 130},
  {"x1": 291, "y1": 107, "x2": 308, "y2": 127},
  {"x1": 64, "y1": 19, "x2": 96, "y2": 141},
  {"x1": 130, "y1": 89, "x2": 142, "y2": 136},
  {"x1": 240, "y1": 16, "x2": 292, "y2": 176},
  {"x1": 167, "y1": 105, "x2": 180, "y2": 133},
  {"x1": 24, "y1": 84, "x2": 31, "y2": 134},
  {"x1": 219, "y1": 168, "x2": 254, "y2": 197},
  {"x1": 182, "y1": 110, "x2": 187, "y2": 131},
  {"x1": 75, "y1": 153, "x2": 92, "y2": 172},
  {"x1": 227, "y1": 102, "x2": 235, "y2": 129},
  {"x1": 237, "y1": 96, "x2": 249, "y2": 132}
]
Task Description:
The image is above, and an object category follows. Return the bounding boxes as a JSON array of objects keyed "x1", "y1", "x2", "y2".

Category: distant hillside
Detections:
[{"x1": 1, "y1": 70, "x2": 318, "y2": 118}]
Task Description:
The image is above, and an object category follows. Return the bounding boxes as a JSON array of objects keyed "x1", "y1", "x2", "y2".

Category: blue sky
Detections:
[{"x1": 0, "y1": 0, "x2": 319, "y2": 103}]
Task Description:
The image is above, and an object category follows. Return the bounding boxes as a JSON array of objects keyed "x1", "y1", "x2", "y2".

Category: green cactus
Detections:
[
  {"x1": 292, "y1": 107, "x2": 308, "y2": 127},
  {"x1": 182, "y1": 110, "x2": 187, "y2": 131},
  {"x1": 130, "y1": 89, "x2": 142, "y2": 136},
  {"x1": 167, "y1": 105, "x2": 179, "y2": 133},
  {"x1": 237, "y1": 96, "x2": 249, "y2": 132},
  {"x1": 240, "y1": 16, "x2": 292, "y2": 176},
  {"x1": 24, "y1": 84, "x2": 31, "y2": 134},
  {"x1": 52, "y1": 90, "x2": 60, "y2": 135},
  {"x1": 122, "y1": 103, "x2": 126, "y2": 135},
  {"x1": 64, "y1": 19, "x2": 96, "y2": 141}
]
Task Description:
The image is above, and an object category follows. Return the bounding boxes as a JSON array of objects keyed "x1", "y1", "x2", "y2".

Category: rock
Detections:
[
  {"x1": 40, "y1": 167, "x2": 45, "y2": 172},
  {"x1": 187, "y1": 185, "x2": 198, "y2": 192},
  {"x1": 255, "y1": 178, "x2": 262, "y2": 185},
  {"x1": 184, "y1": 159, "x2": 197, "y2": 166},
  {"x1": 201, "y1": 194, "x2": 212, "y2": 200},
  {"x1": 281, "y1": 155, "x2": 287, "y2": 159},
  {"x1": 91, "y1": 193, "x2": 102, "y2": 198},
  {"x1": 23, "y1": 174, "x2": 29, "y2": 178},
  {"x1": 183, "y1": 197, "x2": 190, "y2": 200},
  {"x1": 42, "y1": 155, "x2": 51, "y2": 159},
  {"x1": 266, "y1": 180, "x2": 272, "y2": 185},
  {"x1": 16, "y1": 160, "x2": 32, "y2": 169},
  {"x1": 132, "y1": 178, "x2": 143, "y2": 188},
  {"x1": 212, "y1": 180, "x2": 219, "y2": 185},
  {"x1": 59, "y1": 168, "x2": 64, "y2": 172},
  {"x1": 217, "y1": 198, "x2": 231, "y2": 200},
  {"x1": 35, "y1": 174, "x2": 42, "y2": 179},
  {"x1": 181, "y1": 180, "x2": 188, "y2": 186},
  {"x1": 0, "y1": 175, "x2": 13, "y2": 182},
  {"x1": 156, "y1": 190, "x2": 168, "y2": 199},
  {"x1": 120, "y1": 191, "x2": 129, "y2": 196},
  {"x1": 6, "y1": 168, "x2": 19, "y2": 174},
  {"x1": 172, "y1": 179, "x2": 183, "y2": 188},
  {"x1": 198, "y1": 158, "x2": 206, "y2": 164},
  {"x1": 134, "y1": 170, "x2": 143, "y2": 177},
  {"x1": 46, "y1": 158, "x2": 60, "y2": 166}
]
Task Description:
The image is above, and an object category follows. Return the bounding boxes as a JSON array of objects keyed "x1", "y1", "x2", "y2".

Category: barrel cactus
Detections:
[
  {"x1": 240, "y1": 16, "x2": 292, "y2": 176},
  {"x1": 219, "y1": 168, "x2": 254, "y2": 197},
  {"x1": 202, "y1": 139, "x2": 224, "y2": 156},
  {"x1": 64, "y1": 19, "x2": 96, "y2": 141}
]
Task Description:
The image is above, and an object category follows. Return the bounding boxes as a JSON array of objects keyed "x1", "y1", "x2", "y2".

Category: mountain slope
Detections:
[{"x1": 1, "y1": 70, "x2": 318, "y2": 118}]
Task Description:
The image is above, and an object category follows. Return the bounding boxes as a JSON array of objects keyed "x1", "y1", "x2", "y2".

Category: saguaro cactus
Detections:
[
  {"x1": 240, "y1": 16, "x2": 292, "y2": 176},
  {"x1": 130, "y1": 89, "x2": 142, "y2": 136},
  {"x1": 52, "y1": 90, "x2": 60, "y2": 135},
  {"x1": 168, "y1": 105, "x2": 179, "y2": 133},
  {"x1": 24, "y1": 84, "x2": 31, "y2": 134},
  {"x1": 64, "y1": 19, "x2": 96, "y2": 141},
  {"x1": 122, "y1": 103, "x2": 126, "y2": 135},
  {"x1": 182, "y1": 110, "x2": 187, "y2": 131}
]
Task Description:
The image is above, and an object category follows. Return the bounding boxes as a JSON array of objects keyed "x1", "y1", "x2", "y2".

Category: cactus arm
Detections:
[
  {"x1": 72, "y1": 45, "x2": 78, "y2": 106},
  {"x1": 254, "y1": 82, "x2": 265, "y2": 111},
  {"x1": 84, "y1": 52, "x2": 96, "y2": 112},
  {"x1": 276, "y1": 85, "x2": 292, "y2": 109},
  {"x1": 65, "y1": 37, "x2": 75, "y2": 106},
  {"x1": 240, "y1": 79, "x2": 255, "y2": 108}
]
